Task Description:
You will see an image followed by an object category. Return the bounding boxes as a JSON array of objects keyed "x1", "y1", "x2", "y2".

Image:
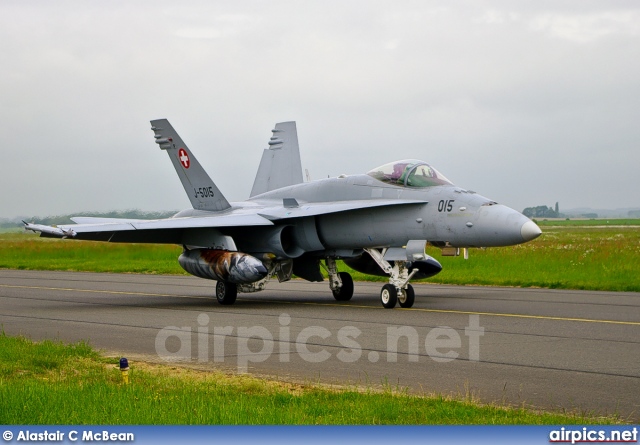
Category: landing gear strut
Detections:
[
  {"x1": 324, "y1": 257, "x2": 354, "y2": 301},
  {"x1": 365, "y1": 248, "x2": 418, "y2": 309}
]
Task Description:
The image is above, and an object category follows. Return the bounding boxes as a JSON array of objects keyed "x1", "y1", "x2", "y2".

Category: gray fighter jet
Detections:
[{"x1": 25, "y1": 119, "x2": 541, "y2": 308}]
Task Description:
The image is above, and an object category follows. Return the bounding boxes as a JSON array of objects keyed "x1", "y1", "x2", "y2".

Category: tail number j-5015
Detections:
[{"x1": 194, "y1": 187, "x2": 215, "y2": 199}]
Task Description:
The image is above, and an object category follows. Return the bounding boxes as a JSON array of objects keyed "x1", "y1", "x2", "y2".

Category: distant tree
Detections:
[
  {"x1": 555, "y1": 202, "x2": 559, "y2": 215},
  {"x1": 522, "y1": 205, "x2": 559, "y2": 218}
]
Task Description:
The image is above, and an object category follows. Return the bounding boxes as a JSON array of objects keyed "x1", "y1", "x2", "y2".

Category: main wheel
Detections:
[
  {"x1": 398, "y1": 284, "x2": 415, "y2": 308},
  {"x1": 332, "y1": 272, "x2": 354, "y2": 301},
  {"x1": 380, "y1": 284, "x2": 398, "y2": 309},
  {"x1": 216, "y1": 281, "x2": 238, "y2": 305}
]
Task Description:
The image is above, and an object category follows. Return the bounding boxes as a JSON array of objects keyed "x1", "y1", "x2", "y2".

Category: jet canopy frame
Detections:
[{"x1": 367, "y1": 159, "x2": 453, "y2": 188}]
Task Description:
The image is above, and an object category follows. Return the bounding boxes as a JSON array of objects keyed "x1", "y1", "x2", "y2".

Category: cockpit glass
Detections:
[{"x1": 366, "y1": 159, "x2": 453, "y2": 187}]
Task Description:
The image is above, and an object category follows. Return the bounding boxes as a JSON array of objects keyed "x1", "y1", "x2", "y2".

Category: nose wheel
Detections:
[
  {"x1": 398, "y1": 284, "x2": 415, "y2": 308},
  {"x1": 365, "y1": 248, "x2": 419, "y2": 309},
  {"x1": 380, "y1": 284, "x2": 397, "y2": 308},
  {"x1": 380, "y1": 283, "x2": 415, "y2": 308}
]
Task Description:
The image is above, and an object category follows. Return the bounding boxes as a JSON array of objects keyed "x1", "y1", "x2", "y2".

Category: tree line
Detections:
[{"x1": 522, "y1": 202, "x2": 561, "y2": 218}]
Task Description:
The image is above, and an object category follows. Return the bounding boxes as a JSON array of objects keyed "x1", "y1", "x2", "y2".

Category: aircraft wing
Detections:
[
  {"x1": 257, "y1": 199, "x2": 428, "y2": 220},
  {"x1": 68, "y1": 214, "x2": 273, "y2": 231},
  {"x1": 70, "y1": 217, "x2": 150, "y2": 224},
  {"x1": 24, "y1": 199, "x2": 426, "y2": 242},
  {"x1": 25, "y1": 213, "x2": 274, "y2": 243}
]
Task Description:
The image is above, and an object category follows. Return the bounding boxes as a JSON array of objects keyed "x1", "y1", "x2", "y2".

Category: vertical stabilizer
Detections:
[
  {"x1": 151, "y1": 119, "x2": 231, "y2": 211},
  {"x1": 250, "y1": 121, "x2": 303, "y2": 197}
]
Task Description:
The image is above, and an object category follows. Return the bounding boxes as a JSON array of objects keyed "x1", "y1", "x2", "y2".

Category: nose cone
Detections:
[
  {"x1": 521, "y1": 220, "x2": 542, "y2": 242},
  {"x1": 470, "y1": 204, "x2": 542, "y2": 247}
]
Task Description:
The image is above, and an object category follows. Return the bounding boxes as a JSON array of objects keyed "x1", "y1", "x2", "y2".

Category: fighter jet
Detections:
[{"x1": 25, "y1": 119, "x2": 541, "y2": 308}]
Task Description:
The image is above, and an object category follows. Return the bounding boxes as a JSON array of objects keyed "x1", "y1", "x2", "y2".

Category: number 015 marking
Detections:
[{"x1": 438, "y1": 200, "x2": 455, "y2": 212}]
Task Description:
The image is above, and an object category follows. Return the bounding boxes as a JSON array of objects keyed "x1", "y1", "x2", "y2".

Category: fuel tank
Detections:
[{"x1": 178, "y1": 249, "x2": 268, "y2": 284}]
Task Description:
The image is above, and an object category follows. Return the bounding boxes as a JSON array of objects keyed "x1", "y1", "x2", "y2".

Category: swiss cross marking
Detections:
[{"x1": 178, "y1": 148, "x2": 190, "y2": 169}]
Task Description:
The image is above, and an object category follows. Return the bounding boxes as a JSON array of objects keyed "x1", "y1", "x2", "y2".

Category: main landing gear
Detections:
[
  {"x1": 365, "y1": 248, "x2": 418, "y2": 309},
  {"x1": 324, "y1": 257, "x2": 354, "y2": 301},
  {"x1": 215, "y1": 281, "x2": 238, "y2": 305}
]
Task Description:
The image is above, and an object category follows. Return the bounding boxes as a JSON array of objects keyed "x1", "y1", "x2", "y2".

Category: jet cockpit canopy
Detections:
[{"x1": 367, "y1": 160, "x2": 454, "y2": 188}]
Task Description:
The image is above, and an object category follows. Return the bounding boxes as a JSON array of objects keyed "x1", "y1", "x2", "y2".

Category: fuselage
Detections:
[
  {"x1": 174, "y1": 171, "x2": 540, "y2": 258},
  {"x1": 253, "y1": 174, "x2": 538, "y2": 249}
]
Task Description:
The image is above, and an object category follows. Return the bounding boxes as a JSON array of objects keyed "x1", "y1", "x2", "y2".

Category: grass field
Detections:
[
  {"x1": 422, "y1": 226, "x2": 640, "y2": 291},
  {"x1": 0, "y1": 333, "x2": 622, "y2": 425},
  {"x1": 0, "y1": 233, "x2": 182, "y2": 274},
  {"x1": 1, "y1": 224, "x2": 639, "y2": 292},
  {"x1": 535, "y1": 219, "x2": 640, "y2": 227}
]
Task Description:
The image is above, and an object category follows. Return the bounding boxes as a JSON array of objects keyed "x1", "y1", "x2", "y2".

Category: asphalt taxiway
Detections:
[{"x1": 1, "y1": 270, "x2": 638, "y2": 420}]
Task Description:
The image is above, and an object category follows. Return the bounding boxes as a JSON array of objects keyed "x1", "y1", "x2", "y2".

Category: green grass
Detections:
[
  {"x1": 416, "y1": 227, "x2": 640, "y2": 292},
  {"x1": 1, "y1": 224, "x2": 639, "y2": 292},
  {"x1": 0, "y1": 233, "x2": 183, "y2": 274},
  {"x1": 535, "y1": 218, "x2": 640, "y2": 226},
  {"x1": 0, "y1": 333, "x2": 622, "y2": 425}
]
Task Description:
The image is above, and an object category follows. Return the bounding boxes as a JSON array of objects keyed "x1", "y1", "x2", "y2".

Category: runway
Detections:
[{"x1": 1, "y1": 269, "x2": 639, "y2": 420}]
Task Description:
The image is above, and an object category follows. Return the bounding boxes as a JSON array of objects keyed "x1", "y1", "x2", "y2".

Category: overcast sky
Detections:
[{"x1": 2, "y1": 0, "x2": 639, "y2": 218}]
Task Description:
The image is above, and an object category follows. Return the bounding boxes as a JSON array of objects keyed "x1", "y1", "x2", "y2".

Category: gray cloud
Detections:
[{"x1": 1, "y1": 0, "x2": 638, "y2": 217}]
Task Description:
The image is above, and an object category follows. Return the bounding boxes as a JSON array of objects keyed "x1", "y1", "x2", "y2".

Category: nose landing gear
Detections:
[{"x1": 365, "y1": 248, "x2": 419, "y2": 309}]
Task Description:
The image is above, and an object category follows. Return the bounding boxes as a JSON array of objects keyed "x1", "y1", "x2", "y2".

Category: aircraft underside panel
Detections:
[
  {"x1": 62, "y1": 229, "x2": 184, "y2": 244},
  {"x1": 315, "y1": 205, "x2": 429, "y2": 249},
  {"x1": 229, "y1": 225, "x2": 305, "y2": 258}
]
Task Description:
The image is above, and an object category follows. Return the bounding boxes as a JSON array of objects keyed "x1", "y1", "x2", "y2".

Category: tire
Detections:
[
  {"x1": 332, "y1": 272, "x2": 354, "y2": 301},
  {"x1": 398, "y1": 284, "x2": 415, "y2": 308},
  {"x1": 380, "y1": 284, "x2": 398, "y2": 309},
  {"x1": 216, "y1": 281, "x2": 238, "y2": 305}
]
